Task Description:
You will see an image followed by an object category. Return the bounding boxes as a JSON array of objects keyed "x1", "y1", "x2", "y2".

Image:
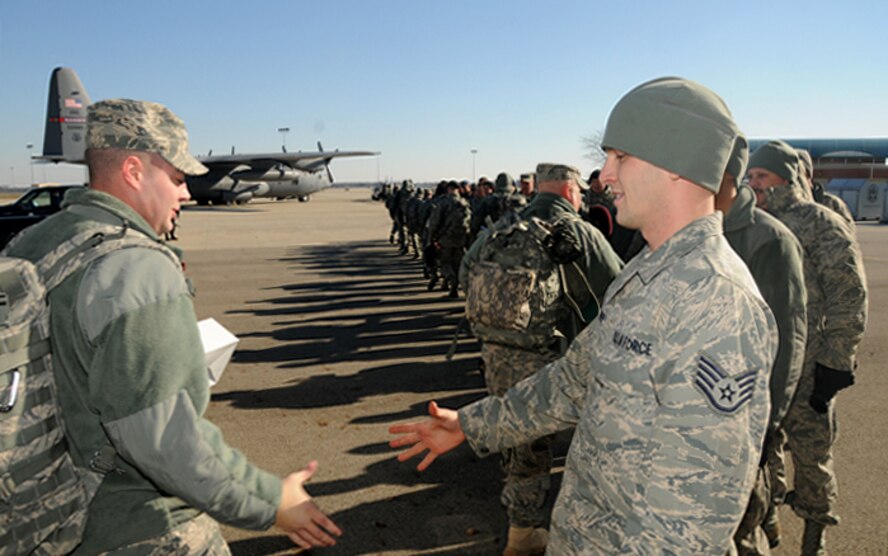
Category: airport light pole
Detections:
[
  {"x1": 26, "y1": 143, "x2": 34, "y2": 186},
  {"x1": 470, "y1": 149, "x2": 478, "y2": 183},
  {"x1": 278, "y1": 127, "x2": 290, "y2": 152},
  {"x1": 9, "y1": 166, "x2": 14, "y2": 187}
]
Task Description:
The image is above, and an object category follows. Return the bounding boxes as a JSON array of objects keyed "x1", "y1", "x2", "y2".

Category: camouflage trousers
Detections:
[
  {"x1": 481, "y1": 342, "x2": 559, "y2": 528},
  {"x1": 438, "y1": 245, "x2": 464, "y2": 286},
  {"x1": 97, "y1": 513, "x2": 230, "y2": 556},
  {"x1": 782, "y1": 363, "x2": 840, "y2": 525},
  {"x1": 732, "y1": 465, "x2": 772, "y2": 556},
  {"x1": 766, "y1": 426, "x2": 788, "y2": 505}
]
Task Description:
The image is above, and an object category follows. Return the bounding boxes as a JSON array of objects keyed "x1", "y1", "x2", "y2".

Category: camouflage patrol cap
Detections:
[
  {"x1": 725, "y1": 133, "x2": 749, "y2": 180},
  {"x1": 494, "y1": 172, "x2": 515, "y2": 193},
  {"x1": 87, "y1": 99, "x2": 208, "y2": 176},
  {"x1": 601, "y1": 77, "x2": 738, "y2": 193},
  {"x1": 536, "y1": 163, "x2": 589, "y2": 190},
  {"x1": 796, "y1": 148, "x2": 814, "y2": 180},
  {"x1": 748, "y1": 140, "x2": 799, "y2": 185}
]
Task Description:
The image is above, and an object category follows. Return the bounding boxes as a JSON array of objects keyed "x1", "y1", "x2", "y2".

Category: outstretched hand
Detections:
[
  {"x1": 275, "y1": 461, "x2": 343, "y2": 549},
  {"x1": 388, "y1": 401, "x2": 466, "y2": 471}
]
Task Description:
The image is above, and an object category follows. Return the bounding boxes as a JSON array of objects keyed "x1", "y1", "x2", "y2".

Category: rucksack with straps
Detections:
[
  {"x1": 0, "y1": 221, "x2": 180, "y2": 555},
  {"x1": 438, "y1": 196, "x2": 471, "y2": 246},
  {"x1": 466, "y1": 214, "x2": 595, "y2": 350}
]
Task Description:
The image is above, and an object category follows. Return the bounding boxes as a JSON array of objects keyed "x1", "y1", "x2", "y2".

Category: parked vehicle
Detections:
[{"x1": 0, "y1": 185, "x2": 83, "y2": 248}]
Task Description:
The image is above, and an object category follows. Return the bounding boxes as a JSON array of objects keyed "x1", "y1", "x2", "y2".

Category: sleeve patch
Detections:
[{"x1": 693, "y1": 353, "x2": 756, "y2": 415}]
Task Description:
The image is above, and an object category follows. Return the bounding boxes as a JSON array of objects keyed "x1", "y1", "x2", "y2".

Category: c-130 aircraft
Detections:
[{"x1": 36, "y1": 67, "x2": 378, "y2": 205}]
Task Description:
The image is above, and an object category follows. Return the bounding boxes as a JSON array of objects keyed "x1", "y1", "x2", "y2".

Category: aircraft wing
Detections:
[{"x1": 197, "y1": 150, "x2": 379, "y2": 170}]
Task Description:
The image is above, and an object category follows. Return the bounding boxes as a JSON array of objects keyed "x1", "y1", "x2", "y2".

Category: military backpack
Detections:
[
  {"x1": 438, "y1": 196, "x2": 471, "y2": 246},
  {"x1": 466, "y1": 214, "x2": 591, "y2": 350},
  {"x1": 0, "y1": 220, "x2": 179, "y2": 555}
]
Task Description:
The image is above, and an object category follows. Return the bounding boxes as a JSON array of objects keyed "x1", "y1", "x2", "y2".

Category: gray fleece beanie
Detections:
[
  {"x1": 725, "y1": 133, "x2": 749, "y2": 180},
  {"x1": 601, "y1": 77, "x2": 738, "y2": 193},
  {"x1": 495, "y1": 172, "x2": 515, "y2": 193},
  {"x1": 748, "y1": 140, "x2": 799, "y2": 184}
]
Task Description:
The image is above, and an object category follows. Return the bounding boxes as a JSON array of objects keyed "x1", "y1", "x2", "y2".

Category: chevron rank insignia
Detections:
[{"x1": 693, "y1": 353, "x2": 756, "y2": 415}]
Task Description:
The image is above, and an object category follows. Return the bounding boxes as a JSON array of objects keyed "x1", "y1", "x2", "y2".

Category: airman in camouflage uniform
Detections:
[
  {"x1": 391, "y1": 77, "x2": 777, "y2": 555},
  {"x1": 748, "y1": 140, "x2": 867, "y2": 555},
  {"x1": 717, "y1": 135, "x2": 808, "y2": 555},
  {"x1": 5, "y1": 99, "x2": 341, "y2": 554},
  {"x1": 796, "y1": 149, "x2": 856, "y2": 228},
  {"x1": 396, "y1": 179, "x2": 416, "y2": 253},
  {"x1": 385, "y1": 184, "x2": 400, "y2": 243},
  {"x1": 427, "y1": 181, "x2": 471, "y2": 297},
  {"x1": 459, "y1": 164, "x2": 622, "y2": 554}
]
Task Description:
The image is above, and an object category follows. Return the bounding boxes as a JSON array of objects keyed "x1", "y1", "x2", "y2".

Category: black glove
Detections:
[{"x1": 809, "y1": 363, "x2": 855, "y2": 414}]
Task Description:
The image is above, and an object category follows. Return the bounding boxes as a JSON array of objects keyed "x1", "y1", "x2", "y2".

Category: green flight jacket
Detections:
[
  {"x1": 723, "y1": 184, "x2": 807, "y2": 429},
  {"x1": 5, "y1": 189, "x2": 281, "y2": 553}
]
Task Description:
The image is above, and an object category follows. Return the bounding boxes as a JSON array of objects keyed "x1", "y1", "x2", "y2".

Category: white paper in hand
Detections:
[{"x1": 198, "y1": 318, "x2": 239, "y2": 387}]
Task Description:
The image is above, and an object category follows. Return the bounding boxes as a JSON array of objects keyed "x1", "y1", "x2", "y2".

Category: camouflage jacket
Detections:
[
  {"x1": 461, "y1": 193, "x2": 623, "y2": 345},
  {"x1": 459, "y1": 213, "x2": 776, "y2": 554},
  {"x1": 428, "y1": 193, "x2": 471, "y2": 247},
  {"x1": 823, "y1": 192, "x2": 855, "y2": 228},
  {"x1": 6, "y1": 189, "x2": 281, "y2": 553},
  {"x1": 470, "y1": 192, "x2": 527, "y2": 238},
  {"x1": 724, "y1": 184, "x2": 807, "y2": 429},
  {"x1": 764, "y1": 184, "x2": 867, "y2": 374}
]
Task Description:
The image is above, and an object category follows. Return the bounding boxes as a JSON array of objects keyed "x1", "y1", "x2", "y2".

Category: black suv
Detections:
[{"x1": 0, "y1": 185, "x2": 83, "y2": 248}]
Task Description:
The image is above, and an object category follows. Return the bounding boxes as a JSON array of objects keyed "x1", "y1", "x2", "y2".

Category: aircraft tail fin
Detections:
[
  {"x1": 37, "y1": 67, "x2": 92, "y2": 163},
  {"x1": 317, "y1": 141, "x2": 334, "y2": 183}
]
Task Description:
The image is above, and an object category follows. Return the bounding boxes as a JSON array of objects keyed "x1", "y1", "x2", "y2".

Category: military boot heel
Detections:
[
  {"x1": 503, "y1": 526, "x2": 548, "y2": 556},
  {"x1": 801, "y1": 520, "x2": 826, "y2": 556}
]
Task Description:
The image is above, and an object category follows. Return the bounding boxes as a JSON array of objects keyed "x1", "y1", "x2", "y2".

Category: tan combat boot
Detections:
[
  {"x1": 503, "y1": 526, "x2": 548, "y2": 556},
  {"x1": 801, "y1": 520, "x2": 826, "y2": 556}
]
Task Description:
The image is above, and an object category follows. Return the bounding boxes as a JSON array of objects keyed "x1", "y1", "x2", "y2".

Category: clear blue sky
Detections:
[{"x1": 1, "y1": 0, "x2": 886, "y2": 186}]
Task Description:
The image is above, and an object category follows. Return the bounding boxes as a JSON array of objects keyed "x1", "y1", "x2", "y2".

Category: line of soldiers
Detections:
[
  {"x1": 377, "y1": 170, "x2": 646, "y2": 298},
  {"x1": 379, "y1": 174, "x2": 530, "y2": 298},
  {"x1": 381, "y1": 118, "x2": 866, "y2": 555}
]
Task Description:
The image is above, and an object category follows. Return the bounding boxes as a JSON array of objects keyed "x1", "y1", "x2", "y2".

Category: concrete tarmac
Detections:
[{"x1": 177, "y1": 189, "x2": 887, "y2": 555}]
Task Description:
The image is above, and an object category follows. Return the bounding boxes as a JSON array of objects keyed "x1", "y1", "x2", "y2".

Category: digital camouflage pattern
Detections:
[
  {"x1": 87, "y1": 99, "x2": 208, "y2": 176},
  {"x1": 462, "y1": 193, "x2": 622, "y2": 346},
  {"x1": 459, "y1": 213, "x2": 777, "y2": 554},
  {"x1": 6, "y1": 189, "x2": 283, "y2": 553},
  {"x1": 96, "y1": 513, "x2": 230, "y2": 556},
  {"x1": 820, "y1": 191, "x2": 855, "y2": 228},
  {"x1": 466, "y1": 216, "x2": 568, "y2": 350},
  {"x1": 470, "y1": 192, "x2": 527, "y2": 239},
  {"x1": 0, "y1": 257, "x2": 86, "y2": 556},
  {"x1": 428, "y1": 192, "x2": 471, "y2": 291},
  {"x1": 481, "y1": 342, "x2": 560, "y2": 527},
  {"x1": 761, "y1": 183, "x2": 867, "y2": 525},
  {"x1": 0, "y1": 222, "x2": 179, "y2": 555},
  {"x1": 732, "y1": 467, "x2": 771, "y2": 556},
  {"x1": 429, "y1": 193, "x2": 471, "y2": 248}
]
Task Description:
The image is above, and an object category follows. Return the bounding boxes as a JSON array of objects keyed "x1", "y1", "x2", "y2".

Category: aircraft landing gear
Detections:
[{"x1": 297, "y1": 195, "x2": 311, "y2": 202}]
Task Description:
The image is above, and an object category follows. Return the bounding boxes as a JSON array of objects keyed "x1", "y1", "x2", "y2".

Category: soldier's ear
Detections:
[{"x1": 121, "y1": 155, "x2": 145, "y2": 191}]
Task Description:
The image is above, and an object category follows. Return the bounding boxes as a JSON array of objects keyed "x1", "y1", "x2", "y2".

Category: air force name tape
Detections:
[{"x1": 694, "y1": 353, "x2": 756, "y2": 415}]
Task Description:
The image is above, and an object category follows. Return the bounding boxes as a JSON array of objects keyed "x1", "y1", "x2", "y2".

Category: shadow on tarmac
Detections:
[{"x1": 217, "y1": 239, "x2": 567, "y2": 555}]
